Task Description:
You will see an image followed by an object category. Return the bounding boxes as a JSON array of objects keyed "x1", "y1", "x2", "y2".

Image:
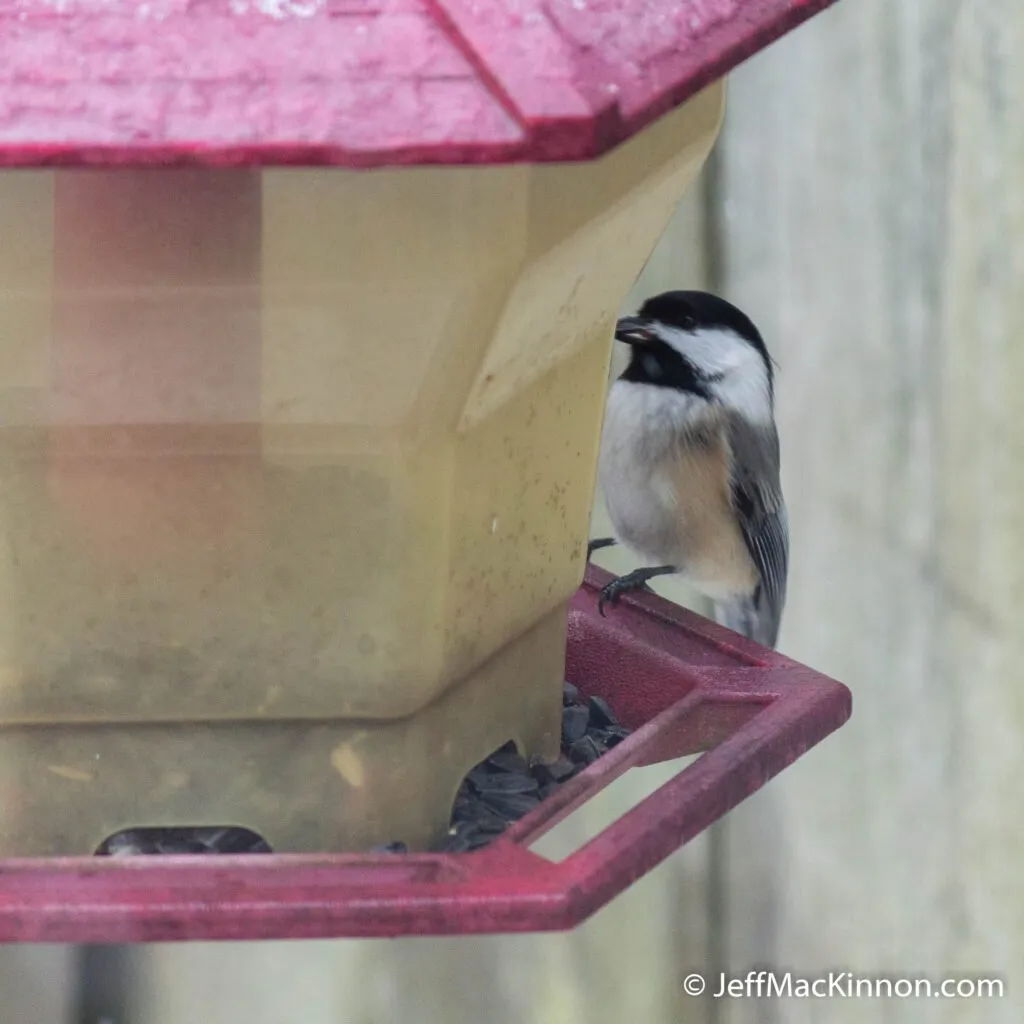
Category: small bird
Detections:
[{"x1": 590, "y1": 290, "x2": 788, "y2": 649}]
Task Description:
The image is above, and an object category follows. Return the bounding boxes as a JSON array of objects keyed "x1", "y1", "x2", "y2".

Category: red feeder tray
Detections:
[{"x1": 0, "y1": 566, "x2": 850, "y2": 943}]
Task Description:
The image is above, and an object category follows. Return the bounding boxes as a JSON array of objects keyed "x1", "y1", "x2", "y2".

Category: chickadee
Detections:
[{"x1": 590, "y1": 290, "x2": 788, "y2": 649}]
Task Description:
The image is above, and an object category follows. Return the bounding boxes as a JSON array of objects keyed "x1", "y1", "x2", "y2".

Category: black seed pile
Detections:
[
  {"x1": 96, "y1": 826, "x2": 270, "y2": 857},
  {"x1": 434, "y1": 682, "x2": 629, "y2": 853},
  {"x1": 95, "y1": 683, "x2": 630, "y2": 858}
]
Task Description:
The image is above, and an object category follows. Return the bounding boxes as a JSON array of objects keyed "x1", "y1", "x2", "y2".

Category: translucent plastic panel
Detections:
[{"x1": 0, "y1": 85, "x2": 723, "y2": 853}]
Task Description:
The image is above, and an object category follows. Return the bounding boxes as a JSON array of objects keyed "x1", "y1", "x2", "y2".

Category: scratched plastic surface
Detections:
[
  {"x1": 0, "y1": 87, "x2": 722, "y2": 855},
  {"x1": 0, "y1": 0, "x2": 839, "y2": 168}
]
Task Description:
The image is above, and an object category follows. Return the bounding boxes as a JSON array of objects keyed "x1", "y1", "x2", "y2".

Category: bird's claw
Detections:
[
  {"x1": 597, "y1": 569, "x2": 665, "y2": 616},
  {"x1": 597, "y1": 576, "x2": 640, "y2": 617}
]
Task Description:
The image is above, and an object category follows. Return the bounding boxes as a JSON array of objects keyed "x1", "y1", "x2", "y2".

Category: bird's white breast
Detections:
[{"x1": 598, "y1": 380, "x2": 757, "y2": 599}]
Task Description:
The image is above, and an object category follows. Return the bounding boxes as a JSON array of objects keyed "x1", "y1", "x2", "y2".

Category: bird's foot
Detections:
[
  {"x1": 586, "y1": 537, "x2": 617, "y2": 561},
  {"x1": 597, "y1": 565, "x2": 676, "y2": 617}
]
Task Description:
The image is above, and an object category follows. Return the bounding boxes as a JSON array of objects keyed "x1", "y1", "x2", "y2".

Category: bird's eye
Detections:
[{"x1": 679, "y1": 313, "x2": 697, "y2": 331}]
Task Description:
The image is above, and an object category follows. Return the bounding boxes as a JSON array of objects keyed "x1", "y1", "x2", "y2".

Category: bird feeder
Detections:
[{"x1": 0, "y1": 0, "x2": 848, "y2": 938}]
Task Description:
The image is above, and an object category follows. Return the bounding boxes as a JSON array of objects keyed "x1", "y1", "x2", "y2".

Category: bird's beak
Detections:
[{"x1": 614, "y1": 316, "x2": 656, "y2": 345}]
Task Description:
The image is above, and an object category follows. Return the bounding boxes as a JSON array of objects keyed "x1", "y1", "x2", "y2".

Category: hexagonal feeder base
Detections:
[
  {"x1": 0, "y1": 609, "x2": 564, "y2": 857},
  {"x1": 0, "y1": 567, "x2": 850, "y2": 942}
]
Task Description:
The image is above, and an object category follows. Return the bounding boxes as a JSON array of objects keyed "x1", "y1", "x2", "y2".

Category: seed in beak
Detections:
[{"x1": 614, "y1": 317, "x2": 655, "y2": 345}]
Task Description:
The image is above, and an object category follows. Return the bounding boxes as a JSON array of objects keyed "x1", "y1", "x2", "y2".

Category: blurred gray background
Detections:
[{"x1": 7, "y1": 0, "x2": 1022, "y2": 1020}]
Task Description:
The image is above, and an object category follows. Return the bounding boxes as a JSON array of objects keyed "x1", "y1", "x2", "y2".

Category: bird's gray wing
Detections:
[{"x1": 715, "y1": 416, "x2": 789, "y2": 648}]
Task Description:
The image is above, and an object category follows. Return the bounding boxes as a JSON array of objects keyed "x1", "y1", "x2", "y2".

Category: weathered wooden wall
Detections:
[
  {"x1": 716, "y1": 0, "x2": 1023, "y2": 1021},
  {"x1": 8, "y1": 0, "x2": 1024, "y2": 1018},
  {"x1": 0, "y1": 945, "x2": 75, "y2": 1022}
]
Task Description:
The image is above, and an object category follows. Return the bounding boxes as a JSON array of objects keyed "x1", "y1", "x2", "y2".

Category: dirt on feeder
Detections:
[{"x1": 95, "y1": 683, "x2": 629, "y2": 857}]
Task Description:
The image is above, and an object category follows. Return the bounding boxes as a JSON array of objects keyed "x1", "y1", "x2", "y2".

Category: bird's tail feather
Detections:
[{"x1": 713, "y1": 594, "x2": 781, "y2": 650}]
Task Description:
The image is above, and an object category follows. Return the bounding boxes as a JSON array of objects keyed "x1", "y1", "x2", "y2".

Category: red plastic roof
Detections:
[{"x1": 0, "y1": 0, "x2": 840, "y2": 167}]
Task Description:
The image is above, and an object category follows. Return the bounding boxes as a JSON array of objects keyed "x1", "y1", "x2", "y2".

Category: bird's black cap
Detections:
[{"x1": 637, "y1": 290, "x2": 773, "y2": 383}]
